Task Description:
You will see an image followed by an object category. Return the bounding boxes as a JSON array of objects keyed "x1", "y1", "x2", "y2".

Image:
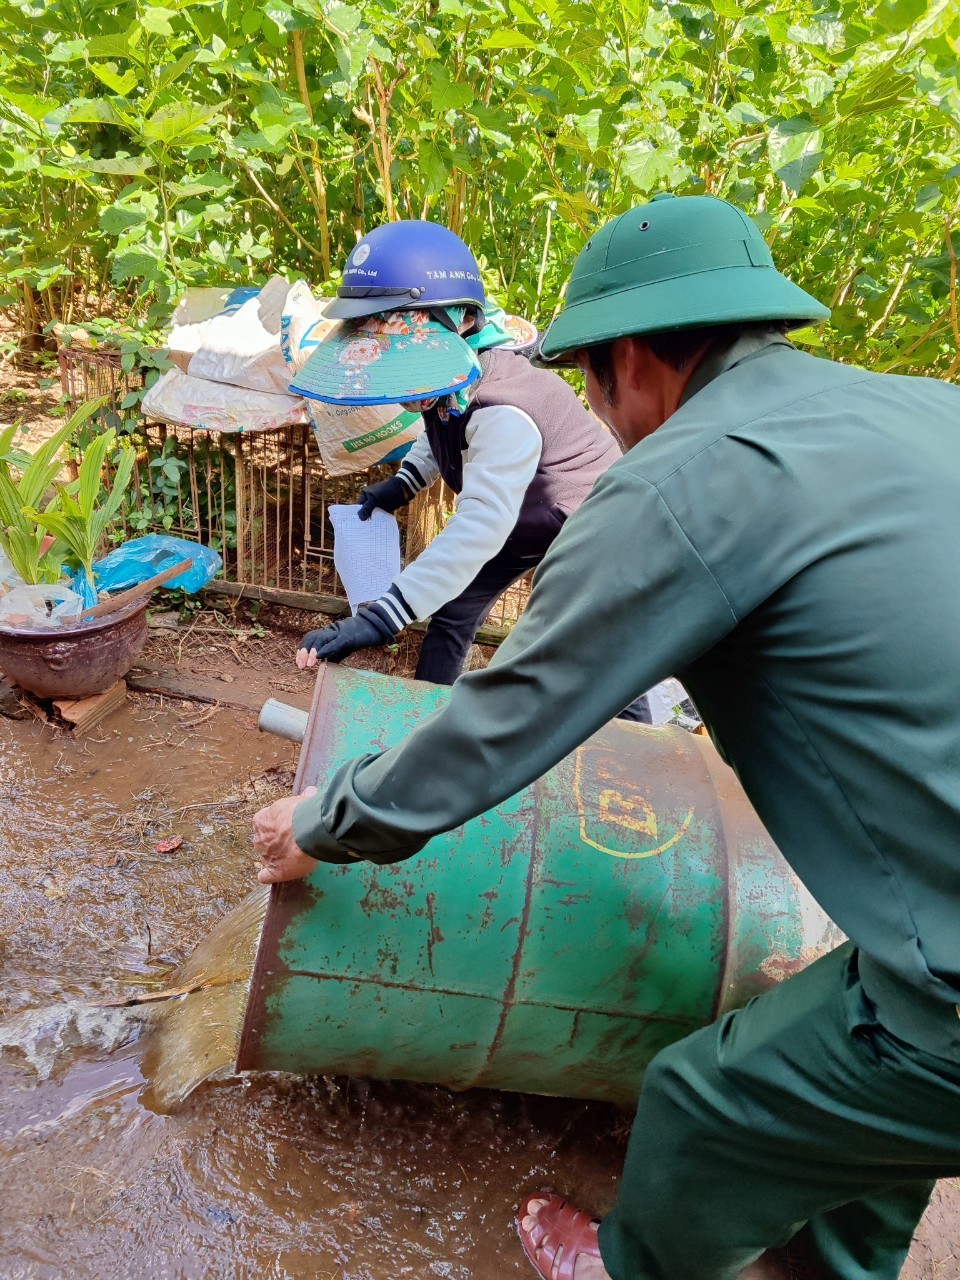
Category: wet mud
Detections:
[
  {"x1": 0, "y1": 696, "x2": 956, "y2": 1278},
  {"x1": 0, "y1": 698, "x2": 623, "y2": 1280}
]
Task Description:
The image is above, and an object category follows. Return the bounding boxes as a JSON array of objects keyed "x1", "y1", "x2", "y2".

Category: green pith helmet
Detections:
[{"x1": 539, "y1": 193, "x2": 830, "y2": 363}]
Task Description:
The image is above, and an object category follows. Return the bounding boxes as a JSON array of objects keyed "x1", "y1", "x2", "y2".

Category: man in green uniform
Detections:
[{"x1": 253, "y1": 194, "x2": 960, "y2": 1279}]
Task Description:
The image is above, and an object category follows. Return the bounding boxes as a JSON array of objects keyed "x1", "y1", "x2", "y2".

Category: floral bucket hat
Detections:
[{"x1": 289, "y1": 304, "x2": 539, "y2": 409}]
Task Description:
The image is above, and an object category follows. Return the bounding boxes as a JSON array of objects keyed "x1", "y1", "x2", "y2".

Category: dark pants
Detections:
[
  {"x1": 598, "y1": 943, "x2": 960, "y2": 1280},
  {"x1": 415, "y1": 545, "x2": 651, "y2": 722}
]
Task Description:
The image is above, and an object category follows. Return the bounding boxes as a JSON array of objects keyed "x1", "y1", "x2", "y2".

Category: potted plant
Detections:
[
  {"x1": 0, "y1": 398, "x2": 106, "y2": 588},
  {"x1": 0, "y1": 399, "x2": 150, "y2": 700},
  {"x1": 25, "y1": 421, "x2": 135, "y2": 597}
]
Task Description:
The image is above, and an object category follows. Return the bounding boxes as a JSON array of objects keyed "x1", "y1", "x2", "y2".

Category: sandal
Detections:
[{"x1": 516, "y1": 1191, "x2": 604, "y2": 1280}]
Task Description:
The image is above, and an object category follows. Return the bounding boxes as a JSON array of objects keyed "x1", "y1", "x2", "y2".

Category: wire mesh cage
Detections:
[{"x1": 57, "y1": 345, "x2": 531, "y2": 632}]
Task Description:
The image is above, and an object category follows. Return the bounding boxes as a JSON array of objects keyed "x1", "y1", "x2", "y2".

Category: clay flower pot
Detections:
[{"x1": 0, "y1": 595, "x2": 149, "y2": 700}]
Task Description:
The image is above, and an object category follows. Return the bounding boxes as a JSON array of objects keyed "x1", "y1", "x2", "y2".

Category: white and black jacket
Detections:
[{"x1": 372, "y1": 349, "x2": 621, "y2": 631}]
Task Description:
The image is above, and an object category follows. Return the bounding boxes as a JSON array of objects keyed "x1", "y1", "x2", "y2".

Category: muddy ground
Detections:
[
  {"x1": 0, "y1": 597, "x2": 957, "y2": 1278},
  {"x1": 0, "y1": 603, "x2": 627, "y2": 1280}
]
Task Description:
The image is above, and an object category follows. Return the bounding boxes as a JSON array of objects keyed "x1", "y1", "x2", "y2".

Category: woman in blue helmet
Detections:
[{"x1": 290, "y1": 220, "x2": 645, "y2": 713}]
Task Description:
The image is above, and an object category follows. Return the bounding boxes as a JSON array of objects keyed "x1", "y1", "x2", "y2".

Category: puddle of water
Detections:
[
  {"x1": 1, "y1": 700, "x2": 954, "y2": 1279},
  {"x1": 0, "y1": 704, "x2": 625, "y2": 1280}
]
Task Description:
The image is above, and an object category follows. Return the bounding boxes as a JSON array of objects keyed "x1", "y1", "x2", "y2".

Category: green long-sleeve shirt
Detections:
[{"x1": 294, "y1": 333, "x2": 960, "y2": 1048}]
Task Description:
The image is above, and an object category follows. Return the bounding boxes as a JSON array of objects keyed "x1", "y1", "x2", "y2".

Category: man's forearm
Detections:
[{"x1": 292, "y1": 470, "x2": 736, "y2": 864}]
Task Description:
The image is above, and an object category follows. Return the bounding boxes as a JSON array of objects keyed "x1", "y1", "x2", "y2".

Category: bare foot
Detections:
[{"x1": 518, "y1": 1195, "x2": 612, "y2": 1280}]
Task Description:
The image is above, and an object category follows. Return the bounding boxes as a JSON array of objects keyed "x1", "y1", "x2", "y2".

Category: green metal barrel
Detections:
[{"x1": 237, "y1": 666, "x2": 840, "y2": 1106}]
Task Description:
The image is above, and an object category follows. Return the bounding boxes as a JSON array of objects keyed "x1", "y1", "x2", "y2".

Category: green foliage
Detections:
[
  {"x1": 0, "y1": 0, "x2": 959, "y2": 375},
  {"x1": 26, "y1": 420, "x2": 135, "y2": 587},
  {"x1": 0, "y1": 397, "x2": 105, "y2": 583}
]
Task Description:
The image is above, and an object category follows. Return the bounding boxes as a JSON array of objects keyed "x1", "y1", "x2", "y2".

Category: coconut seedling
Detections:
[
  {"x1": 27, "y1": 418, "x2": 135, "y2": 593},
  {"x1": 0, "y1": 398, "x2": 107, "y2": 586}
]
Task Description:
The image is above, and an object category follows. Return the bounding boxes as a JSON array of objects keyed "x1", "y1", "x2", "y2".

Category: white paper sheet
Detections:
[{"x1": 329, "y1": 504, "x2": 402, "y2": 614}]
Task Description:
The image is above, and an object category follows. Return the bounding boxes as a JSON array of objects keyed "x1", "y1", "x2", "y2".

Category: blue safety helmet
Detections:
[{"x1": 324, "y1": 220, "x2": 487, "y2": 321}]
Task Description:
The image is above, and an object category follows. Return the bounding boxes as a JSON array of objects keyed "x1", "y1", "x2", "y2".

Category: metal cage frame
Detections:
[{"x1": 58, "y1": 345, "x2": 530, "y2": 634}]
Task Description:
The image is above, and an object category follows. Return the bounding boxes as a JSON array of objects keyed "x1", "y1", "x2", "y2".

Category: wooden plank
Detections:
[
  {"x1": 125, "y1": 663, "x2": 312, "y2": 717},
  {"x1": 54, "y1": 680, "x2": 127, "y2": 735},
  {"x1": 202, "y1": 582, "x2": 512, "y2": 645},
  {"x1": 81, "y1": 558, "x2": 194, "y2": 620},
  {"x1": 204, "y1": 580, "x2": 350, "y2": 618}
]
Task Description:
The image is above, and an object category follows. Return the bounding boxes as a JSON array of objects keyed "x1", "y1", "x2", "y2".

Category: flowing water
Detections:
[
  {"x1": 139, "y1": 886, "x2": 270, "y2": 1113},
  {"x1": 0, "y1": 702, "x2": 629, "y2": 1280}
]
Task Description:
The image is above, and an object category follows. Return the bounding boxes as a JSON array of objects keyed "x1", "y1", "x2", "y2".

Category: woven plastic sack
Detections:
[
  {"x1": 279, "y1": 279, "x2": 331, "y2": 371},
  {"x1": 167, "y1": 285, "x2": 262, "y2": 328},
  {"x1": 168, "y1": 276, "x2": 296, "y2": 396},
  {"x1": 304, "y1": 401, "x2": 423, "y2": 476},
  {"x1": 141, "y1": 368, "x2": 311, "y2": 432},
  {"x1": 155, "y1": 280, "x2": 425, "y2": 470}
]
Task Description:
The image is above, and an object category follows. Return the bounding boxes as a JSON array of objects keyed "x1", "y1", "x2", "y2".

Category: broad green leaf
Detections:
[
  {"x1": 86, "y1": 29, "x2": 136, "y2": 61},
  {"x1": 90, "y1": 63, "x2": 139, "y2": 95},
  {"x1": 233, "y1": 128, "x2": 272, "y2": 152},
  {"x1": 480, "y1": 31, "x2": 537, "y2": 49},
  {"x1": 99, "y1": 201, "x2": 149, "y2": 235},
  {"x1": 786, "y1": 19, "x2": 845, "y2": 49},
  {"x1": 252, "y1": 92, "x2": 310, "y2": 140},
  {"x1": 64, "y1": 98, "x2": 124, "y2": 126},
  {"x1": 140, "y1": 6, "x2": 176, "y2": 36},
  {"x1": 915, "y1": 184, "x2": 942, "y2": 212},
  {"x1": 155, "y1": 49, "x2": 199, "y2": 94},
  {"x1": 799, "y1": 73, "x2": 834, "y2": 108},
  {"x1": 622, "y1": 140, "x2": 678, "y2": 193},
  {"x1": 414, "y1": 32, "x2": 440, "y2": 58},
  {"x1": 327, "y1": 3, "x2": 362, "y2": 34},
  {"x1": 49, "y1": 39, "x2": 88, "y2": 62},
  {"x1": 166, "y1": 172, "x2": 235, "y2": 199},
  {"x1": 875, "y1": 0, "x2": 928, "y2": 34},
  {"x1": 142, "y1": 101, "x2": 224, "y2": 143},
  {"x1": 767, "y1": 117, "x2": 823, "y2": 192},
  {"x1": 419, "y1": 138, "x2": 450, "y2": 197},
  {"x1": 80, "y1": 154, "x2": 156, "y2": 175},
  {"x1": 111, "y1": 249, "x2": 163, "y2": 282},
  {"x1": 430, "y1": 66, "x2": 474, "y2": 113},
  {"x1": 0, "y1": 86, "x2": 55, "y2": 124},
  {"x1": 837, "y1": 65, "x2": 914, "y2": 121},
  {"x1": 727, "y1": 101, "x2": 766, "y2": 125},
  {"x1": 554, "y1": 190, "x2": 601, "y2": 222},
  {"x1": 261, "y1": 14, "x2": 289, "y2": 45},
  {"x1": 790, "y1": 197, "x2": 832, "y2": 215},
  {"x1": 241, "y1": 8, "x2": 262, "y2": 36}
]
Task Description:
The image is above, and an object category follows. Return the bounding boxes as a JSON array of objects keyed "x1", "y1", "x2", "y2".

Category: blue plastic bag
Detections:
[
  {"x1": 87, "y1": 536, "x2": 222, "y2": 596},
  {"x1": 69, "y1": 571, "x2": 99, "y2": 609}
]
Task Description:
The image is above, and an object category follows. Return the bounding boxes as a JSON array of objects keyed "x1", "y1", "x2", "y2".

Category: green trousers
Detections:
[{"x1": 597, "y1": 944, "x2": 960, "y2": 1280}]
